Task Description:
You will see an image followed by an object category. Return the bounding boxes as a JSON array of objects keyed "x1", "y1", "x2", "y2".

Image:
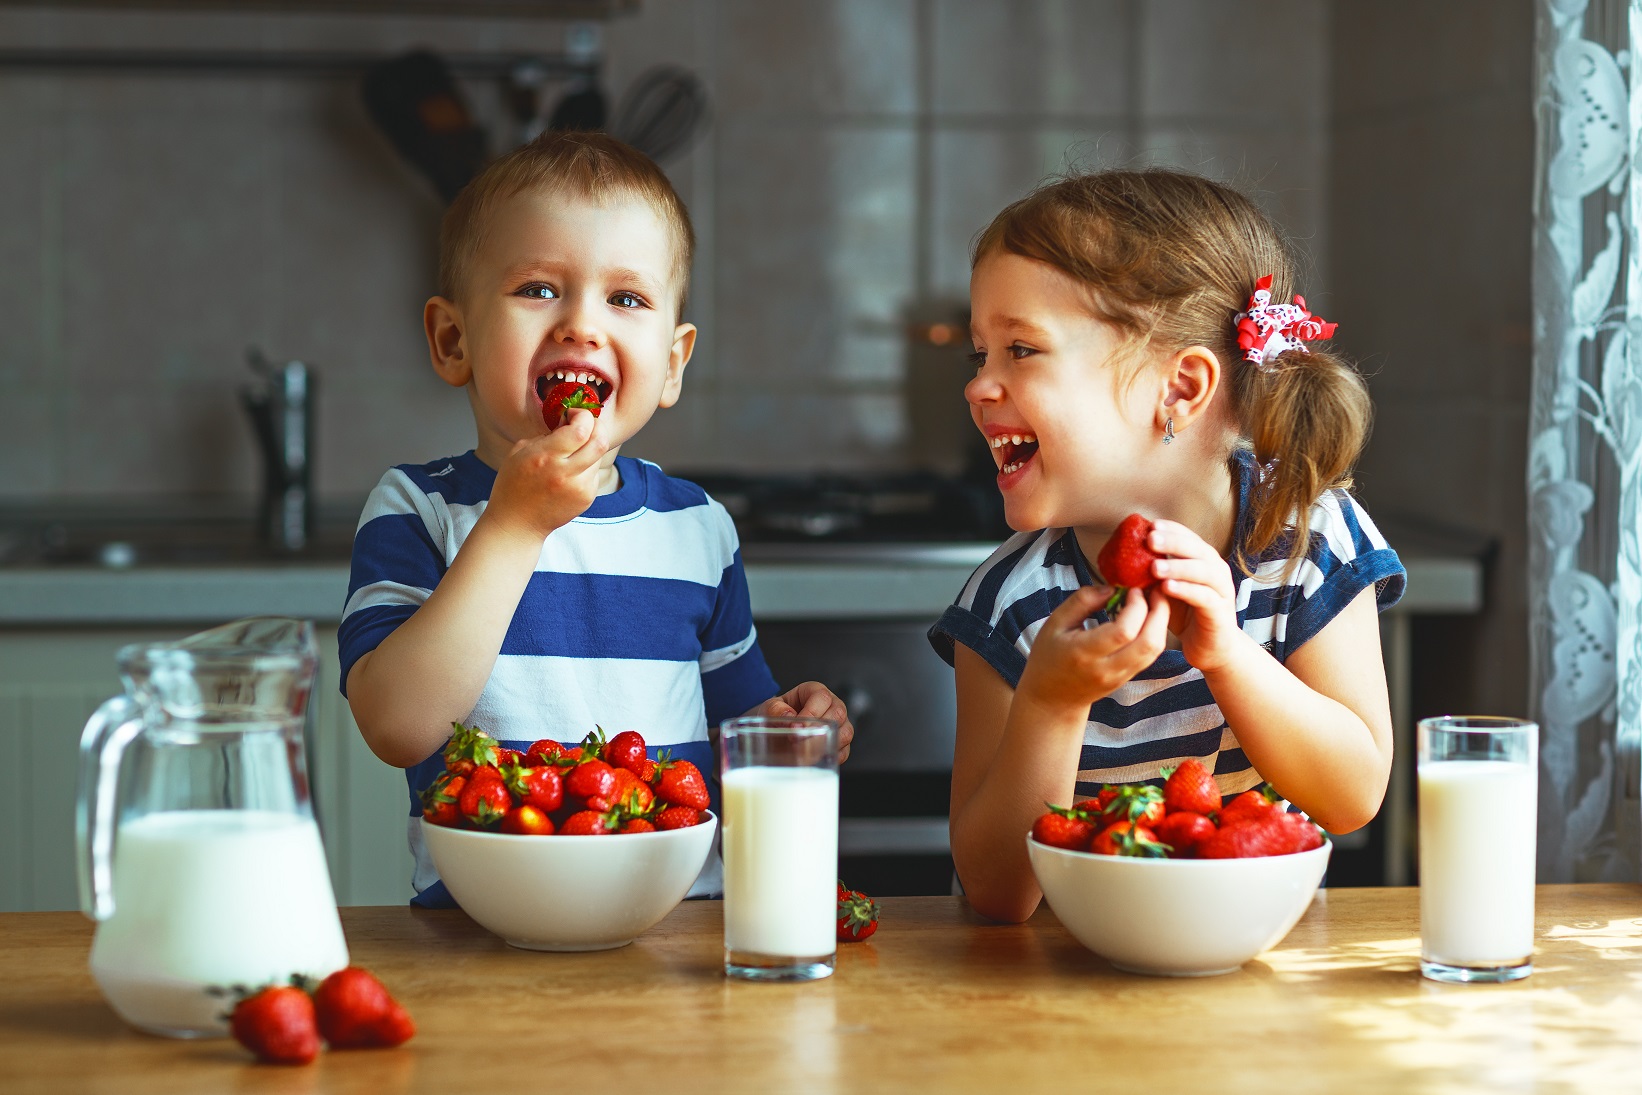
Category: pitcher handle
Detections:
[{"x1": 76, "y1": 695, "x2": 144, "y2": 921}]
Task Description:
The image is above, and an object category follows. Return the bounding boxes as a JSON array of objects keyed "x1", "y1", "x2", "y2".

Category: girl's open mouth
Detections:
[{"x1": 991, "y1": 432, "x2": 1039, "y2": 476}]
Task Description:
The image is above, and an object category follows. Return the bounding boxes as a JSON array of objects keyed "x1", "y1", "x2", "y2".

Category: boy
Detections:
[{"x1": 339, "y1": 131, "x2": 852, "y2": 906}]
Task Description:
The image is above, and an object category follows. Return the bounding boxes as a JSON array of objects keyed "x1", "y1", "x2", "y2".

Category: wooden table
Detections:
[{"x1": 4, "y1": 886, "x2": 1641, "y2": 1094}]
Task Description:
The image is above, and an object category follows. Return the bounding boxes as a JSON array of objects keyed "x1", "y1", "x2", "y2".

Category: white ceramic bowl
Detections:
[
  {"x1": 422, "y1": 813, "x2": 717, "y2": 951},
  {"x1": 1027, "y1": 835, "x2": 1330, "y2": 976}
]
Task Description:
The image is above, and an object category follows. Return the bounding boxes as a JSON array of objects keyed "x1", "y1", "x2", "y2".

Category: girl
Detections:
[{"x1": 930, "y1": 170, "x2": 1406, "y2": 923}]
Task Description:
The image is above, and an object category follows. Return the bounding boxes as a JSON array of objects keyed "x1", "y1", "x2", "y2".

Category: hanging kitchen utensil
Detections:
[
  {"x1": 361, "y1": 49, "x2": 489, "y2": 203},
  {"x1": 546, "y1": 72, "x2": 607, "y2": 132},
  {"x1": 611, "y1": 64, "x2": 708, "y2": 163}
]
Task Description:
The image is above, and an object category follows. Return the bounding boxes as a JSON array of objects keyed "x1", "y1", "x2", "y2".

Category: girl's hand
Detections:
[
  {"x1": 751, "y1": 683, "x2": 855, "y2": 763},
  {"x1": 1148, "y1": 519, "x2": 1248, "y2": 673},
  {"x1": 1015, "y1": 582, "x2": 1170, "y2": 714}
]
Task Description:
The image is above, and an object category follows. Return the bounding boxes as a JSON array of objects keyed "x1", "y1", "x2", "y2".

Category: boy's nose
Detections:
[{"x1": 552, "y1": 299, "x2": 606, "y2": 347}]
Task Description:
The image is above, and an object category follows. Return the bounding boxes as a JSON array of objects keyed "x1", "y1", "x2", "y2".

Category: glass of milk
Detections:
[
  {"x1": 719, "y1": 715, "x2": 840, "y2": 982},
  {"x1": 1417, "y1": 716, "x2": 1538, "y2": 983}
]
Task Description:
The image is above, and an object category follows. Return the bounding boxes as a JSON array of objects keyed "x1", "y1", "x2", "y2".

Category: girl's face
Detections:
[{"x1": 966, "y1": 251, "x2": 1160, "y2": 533}]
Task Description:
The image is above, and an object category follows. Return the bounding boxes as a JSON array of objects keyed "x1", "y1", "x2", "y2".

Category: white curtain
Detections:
[{"x1": 1531, "y1": 0, "x2": 1642, "y2": 881}]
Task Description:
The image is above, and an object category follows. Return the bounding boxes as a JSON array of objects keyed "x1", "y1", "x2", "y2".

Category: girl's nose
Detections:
[{"x1": 964, "y1": 365, "x2": 1001, "y2": 407}]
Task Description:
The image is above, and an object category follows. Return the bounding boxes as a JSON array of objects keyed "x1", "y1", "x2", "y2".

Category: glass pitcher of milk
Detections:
[{"x1": 76, "y1": 617, "x2": 349, "y2": 1037}]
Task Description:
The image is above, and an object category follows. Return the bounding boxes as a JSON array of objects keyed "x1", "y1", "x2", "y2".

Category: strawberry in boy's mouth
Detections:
[
  {"x1": 535, "y1": 365, "x2": 613, "y2": 428},
  {"x1": 988, "y1": 430, "x2": 1039, "y2": 480}
]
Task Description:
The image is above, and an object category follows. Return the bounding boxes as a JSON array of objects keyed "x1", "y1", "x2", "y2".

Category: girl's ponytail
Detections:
[{"x1": 1232, "y1": 344, "x2": 1373, "y2": 575}]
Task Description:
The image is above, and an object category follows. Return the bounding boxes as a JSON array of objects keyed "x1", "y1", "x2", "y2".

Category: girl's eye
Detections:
[
  {"x1": 610, "y1": 291, "x2": 646, "y2": 309},
  {"x1": 517, "y1": 284, "x2": 557, "y2": 300},
  {"x1": 1008, "y1": 343, "x2": 1037, "y2": 360},
  {"x1": 967, "y1": 349, "x2": 987, "y2": 369}
]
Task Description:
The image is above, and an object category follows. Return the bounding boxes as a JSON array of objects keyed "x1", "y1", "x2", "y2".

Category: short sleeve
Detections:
[
  {"x1": 698, "y1": 506, "x2": 780, "y2": 725},
  {"x1": 927, "y1": 530, "x2": 1081, "y2": 689},
  {"x1": 336, "y1": 468, "x2": 450, "y2": 694},
  {"x1": 1244, "y1": 490, "x2": 1406, "y2": 662}
]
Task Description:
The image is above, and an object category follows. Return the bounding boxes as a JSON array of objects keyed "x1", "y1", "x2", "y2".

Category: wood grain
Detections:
[{"x1": 3, "y1": 886, "x2": 1641, "y2": 1094}]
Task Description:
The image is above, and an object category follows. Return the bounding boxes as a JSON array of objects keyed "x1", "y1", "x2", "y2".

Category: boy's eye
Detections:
[
  {"x1": 610, "y1": 291, "x2": 647, "y2": 309},
  {"x1": 517, "y1": 283, "x2": 557, "y2": 300}
]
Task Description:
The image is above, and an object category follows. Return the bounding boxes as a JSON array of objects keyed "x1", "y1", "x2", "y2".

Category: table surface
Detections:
[{"x1": 4, "y1": 886, "x2": 1640, "y2": 1095}]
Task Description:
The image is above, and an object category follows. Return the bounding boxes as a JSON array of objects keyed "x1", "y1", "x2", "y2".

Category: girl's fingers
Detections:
[
  {"x1": 1044, "y1": 584, "x2": 1110, "y2": 632},
  {"x1": 1148, "y1": 519, "x2": 1217, "y2": 562},
  {"x1": 1152, "y1": 556, "x2": 1233, "y2": 596},
  {"x1": 1159, "y1": 577, "x2": 1226, "y2": 614}
]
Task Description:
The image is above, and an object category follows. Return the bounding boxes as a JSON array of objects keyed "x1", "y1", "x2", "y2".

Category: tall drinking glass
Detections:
[
  {"x1": 720, "y1": 716, "x2": 839, "y2": 982},
  {"x1": 1417, "y1": 716, "x2": 1538, "y2": 983}
]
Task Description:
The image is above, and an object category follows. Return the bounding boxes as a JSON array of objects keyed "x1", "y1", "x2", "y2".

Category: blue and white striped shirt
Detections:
[
  {"x1": 928, "y1": 450, "x2": 1406, "y2": 799},
  {"x1": 339, "y1": 451, "x2": 779, "y2": 904}
]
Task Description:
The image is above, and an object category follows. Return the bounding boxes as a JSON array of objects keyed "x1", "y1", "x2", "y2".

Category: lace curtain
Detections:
[{"x1": 1531, "y1": 0, "x2": 1642, "y2": 881}]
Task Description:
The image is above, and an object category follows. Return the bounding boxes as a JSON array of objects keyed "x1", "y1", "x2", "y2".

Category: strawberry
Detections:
[
  {"x1": 1089, "y1": 820, "x2": 1168, "y2": 857},
  {"x1": 443, "y1": 721, "x2": 499, "y2": 777},
  {"x1": 542, "y1": 380, "x2": 603, "y2": 428},
  {"x1": 1074, "y1": 787, "x2": 1120, "y2": 815},
  {"x1": 229, "y1": 983, "x2": 320, "y2": 1065},
  {"x1": 609, "y1": 767, "x2": 654, "y2": 814},
  {"x1": 458, "y1": 773, "x2": 512, "y2": 829},
  {"x1": 1219, "y1": 785, "x2": 1282, "y2": 828},
  {"x1": 312, "y1": 966, "x2": 415, "y2": 1050},
  {"x1": 1095, "y1": 513, "x2": 1160, "y2": 612},
  {"x1": 507, "y1": 764, "x2": 563, "y2": 813},
  {"x1": 559, "y1": 809, "x2": 617, "y2": 835},
  {"x1": 1162, "y1": 758, "x2": 1221, "y2": 817},
  {"x1": 1102, "y1": 784, "x2": 1165, "y2": 828},
  {"x1": 1031, "y1": 805, "x2": 1097, "y2": 851},
  {"x1": 1278, "y1": 811, "x2": 1325, "y2": 853},
  {"x1": 524, "y1": 739, "x2": 563, "y2": 766},
  {"x1": 837, "y1": 889, "x2": 880, "y2": 942},
  {"x1": 1153, "y1": 811, "x2": 1217, "y2": 857},
  {"x1": 565, "y1": 758, "x2": 617, "y2": 803},
  {"x1": 655, "y1": 805, "x2": 702, "y2": 830},
  {"x1": 500, "y1": 804, "x2": 555, "y2": 835},
  {"x1": 652, "y1": 754, "x2": 710, "y2": 810},
  {"x1": 636, "y1": 757, "x2": 657, "y2": 783},
  {"x1": 603, "y1": 729, "x2": 649, "y2": 774},
  {"x1": 419, "y1": 773, "x2": 465, "y2": 828},
  {"x1": 1198, "y1": 814, "x2": 1296, "y2": 859},
  {"x1": 495, "y1": 747, "x2": 523, "y2": 767},
  {"x1": 619, "y1": 817, "x2": 657, "y2": 834}
]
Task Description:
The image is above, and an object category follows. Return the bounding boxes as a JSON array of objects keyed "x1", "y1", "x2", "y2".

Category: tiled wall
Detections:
[
  {"x1": 0, "y1": 0, "x2": 1332, "y2": 502},
  {"x1": 1328, "y1": 1, "x2": 1534, "y2": 716}
]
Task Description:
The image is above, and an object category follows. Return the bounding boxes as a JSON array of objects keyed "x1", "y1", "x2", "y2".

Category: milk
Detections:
[
  {"x1": 90, "y1": 810, "x2": 349, "y2": 1036},
  {"x1": 722, "y1": 767, "x2": 839, "y2": 959},
  {"x1": 1418, "y1": 760, "x2": 1537, "y2": 967}
]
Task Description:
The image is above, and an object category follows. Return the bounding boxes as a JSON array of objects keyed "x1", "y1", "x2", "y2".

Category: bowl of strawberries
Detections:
[
  {"x1": 419, "y1": 723, "x2": 717, "y2": 951},
  {"x1": 1026, "y1": 759, "x2": 1331, "y2": 976}
]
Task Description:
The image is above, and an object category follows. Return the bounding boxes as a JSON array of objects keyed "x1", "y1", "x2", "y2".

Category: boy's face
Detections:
[{"x1": 427, "y1": 188, "x2": 695, "y2": 472}]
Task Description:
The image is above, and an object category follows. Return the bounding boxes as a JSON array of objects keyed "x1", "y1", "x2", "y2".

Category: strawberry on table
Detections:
[
  {"x1": 541, "y1": 380, "x2": 603, "y2": 428},
  {"x1": 228, "y1": 983, "x2": 320, "y2": 1065},
  {"x1": 1096, "y1": 512, "x2": 1161, "y2": 612},
  {"x1": 653, "y1": 754, "x2": 710, "y2": 810},
  {"x1": 837, "y1": 889, "x2": 880, "y2": 942},
  {"x1": 1162, "y1": 758, "x2": 1221, "y2": 817},
  {"x1": 1031, "y1": 805, "x2": 1097, "y2": 851},
  {"x1": 312, "y1": 967, "x2": 415, "y2": 1050}
]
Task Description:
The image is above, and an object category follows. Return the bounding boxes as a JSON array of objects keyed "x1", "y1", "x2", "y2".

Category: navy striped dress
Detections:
[
  {"x1": 928, "y1": 450, "x2": 1406, "y2": 799},
  {"x1": 339, "y1": 451, "x2": 779, "y2": 905}
]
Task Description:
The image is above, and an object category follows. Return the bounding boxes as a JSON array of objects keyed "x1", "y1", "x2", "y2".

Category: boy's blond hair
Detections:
[{"x1": 438, "y1": 130, "x2": 695, "y2": 313}]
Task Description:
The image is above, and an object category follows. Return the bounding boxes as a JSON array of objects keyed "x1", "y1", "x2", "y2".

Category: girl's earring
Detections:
[{"x1": 1162, "y1": 417, "x2": 1175, "y2": 445}]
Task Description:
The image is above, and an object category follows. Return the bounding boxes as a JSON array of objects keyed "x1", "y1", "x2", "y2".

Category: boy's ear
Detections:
[
  {"x1": 425, "y1": 296, "x2": 471, "y2": 387},
  {"x1": 657, "y1": 321, "x2": 698, "y2": 409},
  {"x1": 1158, "y1": 344, "x2": 1221, "y2": 437}
]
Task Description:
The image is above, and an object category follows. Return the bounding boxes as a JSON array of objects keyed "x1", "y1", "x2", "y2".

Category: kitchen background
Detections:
[{"x1": 0, "y1": 0, "x2": 1540, "y2": 902}]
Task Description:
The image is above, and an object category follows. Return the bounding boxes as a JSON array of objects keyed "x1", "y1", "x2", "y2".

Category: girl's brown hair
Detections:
[{"x1": 972, "y1": 169, "x2": 1371, "y2": 576}]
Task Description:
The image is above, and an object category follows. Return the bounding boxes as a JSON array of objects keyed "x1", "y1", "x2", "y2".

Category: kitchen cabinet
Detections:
[{"x1": 0, "y1": 627, "x2": 413, "y2": 912}]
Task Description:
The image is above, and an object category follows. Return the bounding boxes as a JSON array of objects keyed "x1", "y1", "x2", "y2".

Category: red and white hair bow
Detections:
[{"x1": 1233, "y1": 275, "x2": 1337, "y2": 370}]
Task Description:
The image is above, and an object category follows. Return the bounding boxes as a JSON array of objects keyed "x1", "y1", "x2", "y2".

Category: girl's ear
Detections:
[
  {"x1": 1159, "y1": 344, "x2": 1221, "y2": 436},
  {"x1": 658, "y1": 321, "x2": 698, "y2": 409},
  {"x1": 425, "y1": 296, "x2": 471, "y2": 387}
]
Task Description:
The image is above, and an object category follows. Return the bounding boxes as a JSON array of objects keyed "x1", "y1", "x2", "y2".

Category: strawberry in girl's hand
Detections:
[
  {"x1": 312, "y1": 966, "x2": 415, "y2": 1049},
  {"x1": 1162, "y1": 758, "x2": 1222, "y2": 817},
  {"x1": 542, "y1": 380, "x2": 603, "y2": 428},
  {"x1": 1096, "y1": 513, "x2": 1160, "y2": 612},
  {"x1": 837, "y1": 888, "x2": 880, "y2": 942},
  {"x1": 653, "y1": 754, "x2": 710, "y2": 810},
  {"x1": 229, "y1": 983, "x2": 320, "y2": 1065}
]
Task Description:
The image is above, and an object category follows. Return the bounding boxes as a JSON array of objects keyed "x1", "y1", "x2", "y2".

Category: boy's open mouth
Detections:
[
  {"x1": 535, "y1": 368, "x2": 614, "y2": 406},
  {"x1": 991, "y1": 432, "x2": 1039, "y2": 475}
]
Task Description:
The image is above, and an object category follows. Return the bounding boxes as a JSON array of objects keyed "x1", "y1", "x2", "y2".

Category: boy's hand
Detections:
[
  {"x1": 1146, "y1": 519, "x2": 1250, "y2": 674},
  {"x1": 752, "y1": 683, "x2": 855, "y2": 763},
  {"x1": 484, "y1": 409, "x2": 608, "y2": 542},
  {"x1": 1015, "y1": 582, "x2": 1170, "y2": 714}
]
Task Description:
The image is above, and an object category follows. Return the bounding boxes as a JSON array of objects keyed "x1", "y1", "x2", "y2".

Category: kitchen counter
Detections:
[{"x1": 4, "y1": 885, "x2": 1639, "y2": 1094}]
